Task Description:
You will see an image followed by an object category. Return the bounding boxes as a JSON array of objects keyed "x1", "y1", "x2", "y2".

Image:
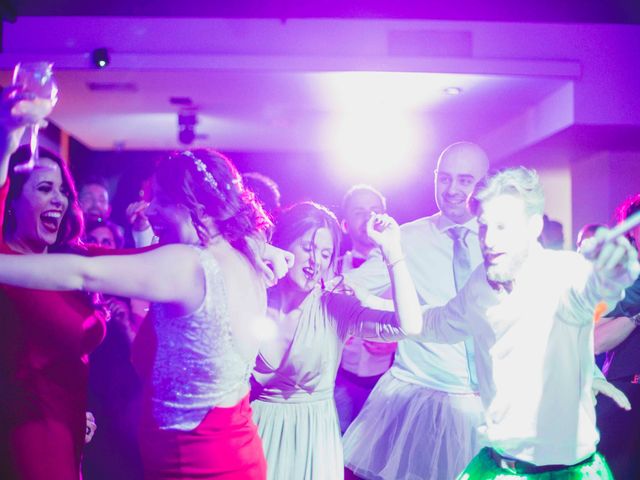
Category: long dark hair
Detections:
[
  {"x1": 154, "y1": 149, "x2": 272, "y2": 267},
  {"x1": 4, "y1": 145, "x2": 84, "y2": 251},
  {"x1": 272, "y1": 202, "x2": 342, "y2": 270}
]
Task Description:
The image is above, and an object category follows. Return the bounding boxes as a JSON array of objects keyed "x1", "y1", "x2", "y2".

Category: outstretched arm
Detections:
[
  {"x1": 417, "y1": 280, "x2": 473, "y2": 344},
  {"x1": 570, "y1": 228, "x2": 640, "y2": 326},
  {"x1": 594, "y1": 315, "x2": 637, "y2": 354},
  {"x1": 366, "y1": 214, "x2": 422, "y2": 336},
  {"x1": 0, "y1": 244, "x2": 204, "y2": 309}
]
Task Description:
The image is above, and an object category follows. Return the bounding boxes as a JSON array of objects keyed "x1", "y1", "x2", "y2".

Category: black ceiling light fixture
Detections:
[
  {"x1": 178, "y1": 108, "x2": 198, "y2": 145},
  {"x1": 91, "y1": 47, "x2": 110, "y2": 69}
]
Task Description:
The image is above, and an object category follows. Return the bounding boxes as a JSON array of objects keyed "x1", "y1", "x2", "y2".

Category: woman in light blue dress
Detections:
[{"x1": 251, "y1": 202, "x2": 420, "y2": 480}]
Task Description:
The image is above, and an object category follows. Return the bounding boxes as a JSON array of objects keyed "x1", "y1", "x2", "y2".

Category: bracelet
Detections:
[{"x1": 385, "y1": 256, "x2": 405, "y2": 269}]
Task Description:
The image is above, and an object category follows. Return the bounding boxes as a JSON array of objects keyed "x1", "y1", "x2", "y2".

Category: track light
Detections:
[
  {"x1": 91, "y1": 48, "x2": 110, "y2": 69},
  {"x1": 178, "y1": 109, "x2": 198, "y2": 145}
]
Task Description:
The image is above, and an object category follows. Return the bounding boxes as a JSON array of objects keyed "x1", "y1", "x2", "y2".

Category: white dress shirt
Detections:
[
  {"x1": 419, "y1": 245, "x2": 625, "y2": 466},
  {"x1": 339, "y1": 250, "x2": 396, "y2": 377},
  {"x1": 345, "y1": 213, "x2": 482, "y2": 394}
]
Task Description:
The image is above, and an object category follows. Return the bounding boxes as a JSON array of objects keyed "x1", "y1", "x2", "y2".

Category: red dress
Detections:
[{"x1": 0, "y1": 181, "x2": 107, "y2": 480}]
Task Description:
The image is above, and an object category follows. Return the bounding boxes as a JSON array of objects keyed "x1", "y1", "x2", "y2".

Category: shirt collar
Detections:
[{"x1": 435, "y1": 212, "x2": 479, "y2": 235}]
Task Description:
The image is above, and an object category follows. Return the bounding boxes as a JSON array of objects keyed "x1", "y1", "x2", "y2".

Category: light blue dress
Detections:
[{"x1": 251, "y1": 287, "x2": 404, "y2": 480}]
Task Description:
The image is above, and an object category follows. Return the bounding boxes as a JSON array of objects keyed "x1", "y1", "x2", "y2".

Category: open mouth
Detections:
[
  {"x1": 302, "y1": 266, "x2": 316, "y2": 281},
  {"x1": 40, "y1": 210, "x2": 62, "y2": 233}
]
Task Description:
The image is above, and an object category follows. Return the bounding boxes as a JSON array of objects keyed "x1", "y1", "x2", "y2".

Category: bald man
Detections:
[{"x1": 342, "y1": 142, "x2": 490, "y2": 480}]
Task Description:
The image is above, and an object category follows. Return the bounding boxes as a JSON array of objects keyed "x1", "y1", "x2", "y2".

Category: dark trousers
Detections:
[{"x1": 596, "y1": 382, "x2": 640, "y2": 479}]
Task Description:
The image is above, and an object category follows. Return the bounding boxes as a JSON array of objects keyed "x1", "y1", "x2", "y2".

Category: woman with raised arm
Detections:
[
  {"x1": 0, "y1": 88, "x2": 107, "y2": 479},
  {"x1": 0, "y1": 88, "x2": 290, "y2": 478},
  {"x1": 251, "y1": 202, "x2": 421, "y2": 480}
]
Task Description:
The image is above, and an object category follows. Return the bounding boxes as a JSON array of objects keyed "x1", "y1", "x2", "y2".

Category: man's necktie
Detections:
[{"x1": 447, "y1": 226, "x2": 478, "y2": 388}]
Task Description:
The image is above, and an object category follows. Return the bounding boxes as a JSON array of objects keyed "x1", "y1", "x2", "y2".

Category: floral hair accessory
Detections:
[{"x1": 181, "y1": 150, "x2": 218, "y2": 190}]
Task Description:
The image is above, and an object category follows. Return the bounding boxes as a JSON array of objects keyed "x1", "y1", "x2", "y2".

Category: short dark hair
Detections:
[
  {"x1": 79, "y1": 175, "x2": 110, "y2": 193},
  {"x1": 341, "y1": 184, "x2": 387, "y2": 217},
  {"x1": 242, "y1": 172, "x2": 281, "y2": 217},
  {"x1": 85, "y1": 220, "x2": 125, "y2": 249}
]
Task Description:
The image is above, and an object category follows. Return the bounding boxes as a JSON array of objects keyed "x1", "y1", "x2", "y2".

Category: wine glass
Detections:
[{"x1": 11, "y1": 62, "x2": 59, "y2": 172}]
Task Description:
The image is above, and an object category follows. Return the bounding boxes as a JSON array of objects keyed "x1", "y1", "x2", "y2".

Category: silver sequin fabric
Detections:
[{"x1": 150, "y1": 247, "x2": 253, "y2": 430}]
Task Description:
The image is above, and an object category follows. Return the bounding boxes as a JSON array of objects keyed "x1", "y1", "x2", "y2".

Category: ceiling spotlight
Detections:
[
  {"x1": 444, "y1": 86, "x2": 462, "y2": 96},
  {"x1": 178, "y1": 109, "x2": 198, "y2": 145},
  {"x1": 91, "y1": 48, "x2": 111, "y2": 69}
]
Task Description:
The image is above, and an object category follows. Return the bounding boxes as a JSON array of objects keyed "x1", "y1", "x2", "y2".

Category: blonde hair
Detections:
[{"x1": 470, "y1": 167, "x2": 544, "y2": 217}]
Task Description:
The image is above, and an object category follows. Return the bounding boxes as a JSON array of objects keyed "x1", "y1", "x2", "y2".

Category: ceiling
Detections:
[
  {"x1": 4, "y1": 0, "x2": 640, "y2": 23},
  {"x1": 0, "y1": 15, "x2": 586, "y2": 163},
  {"x1": 0, "y1": 68, "x2": 569, "y2": 153}
]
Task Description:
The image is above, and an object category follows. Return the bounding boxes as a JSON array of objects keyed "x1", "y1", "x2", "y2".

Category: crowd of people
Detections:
[{"x1": 0, "y1": 83, "x2": 639, "y2": 480}]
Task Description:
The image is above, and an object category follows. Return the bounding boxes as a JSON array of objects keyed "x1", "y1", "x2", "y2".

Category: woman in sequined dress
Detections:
[{"x1": 0, "y1": 148, "x2": 291, "y2": 479}]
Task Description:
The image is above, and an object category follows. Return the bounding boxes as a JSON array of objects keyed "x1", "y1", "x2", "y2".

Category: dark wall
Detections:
[{"x1": 69, "y1": 146, "x2": 439, "y2": 233}]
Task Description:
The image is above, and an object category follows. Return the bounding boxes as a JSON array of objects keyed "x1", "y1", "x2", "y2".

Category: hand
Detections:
[
  {"x1": 366, "y1": 213, "x2": 402, "y2": 262},
  {"x1": 592, "y1": 377, "x2": 631, "y2": 411},
  {"x1": 126, "y1": 200, "x2": 151, "y2": 232},
  {"x1": 581, "y1": 228, "x2": 640, "y2": 290},
  {"x1": 259, "y1": 243, "x2": 294, "y2": 286},
  {"x1": 0, "y1": 87, "x2": 45, "y2": 159},
  {"x1": 104, "y1": 296, "x2": 135, "y2": 343},
  {"x1": 85, "y1": 411, "x2": 97, "y2": 444}
]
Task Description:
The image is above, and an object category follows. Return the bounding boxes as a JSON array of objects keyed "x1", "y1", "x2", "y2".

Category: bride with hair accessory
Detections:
[{"x1": 0, "y1": 103, "x2": 293, "y2": 479}]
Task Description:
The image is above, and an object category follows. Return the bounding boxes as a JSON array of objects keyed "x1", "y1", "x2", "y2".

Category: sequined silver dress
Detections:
[{"x1": 150, "y1": 247, "x2": 254, "y2": 430}]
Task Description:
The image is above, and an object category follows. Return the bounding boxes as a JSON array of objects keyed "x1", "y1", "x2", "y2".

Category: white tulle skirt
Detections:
[{"x1": 343, "y1": 372, "x2": 485, "y2": 480}]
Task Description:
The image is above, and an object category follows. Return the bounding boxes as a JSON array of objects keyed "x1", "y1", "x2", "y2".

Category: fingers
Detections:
[
  {"x1": 257, "y1": 259, "x2": 276, "y2": 286},
  {"x1": 586, "y1": 228, "x2": 638, "y2": 286},
  {"x1": 126, "y1": 201, "x2": 151, "y2": 231},
  {"x1": 367, "y1": 213, "x2": 394, "y2": 232},
  {"x1": 593, "y1": 378, "x2": 632, "y2": 411},
  {"x1": 271, "y1": 250, "x2": 294, "y2": 280},
  {"x1": 1, "y1": 88, "x2": 40, "y2": 126},
  {"x1": 367, "y1": 214, "x2": 397, "y2": 244},
  {"x1": 126, "y1": 200, "x2": 149, "y2": 216},
  {"x1": 85, "y1": 411, "x2": 97, "y2": 444},
  {"x1": 283, "y1": 250, "x2": 295, "y2": 268},
  {"x1": 258, "y1": 245, "x2": 294, "y2": 286}
]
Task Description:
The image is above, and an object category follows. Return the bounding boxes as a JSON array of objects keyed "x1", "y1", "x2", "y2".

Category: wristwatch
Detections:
[{"x1": 631, "y1": 312, "x2": 640, "y2": 327}]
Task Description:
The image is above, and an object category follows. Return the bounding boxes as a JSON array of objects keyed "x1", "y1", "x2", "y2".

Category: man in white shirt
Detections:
[
  {"x1": 342, "y1": 142, "x2": 490, "y2": 480},
  {"x1": 334, "y1": 185, "x2": 397, "y2": 436},
  {"x1": 418, "y1": 167, "x2": 639, "y2": 478}
]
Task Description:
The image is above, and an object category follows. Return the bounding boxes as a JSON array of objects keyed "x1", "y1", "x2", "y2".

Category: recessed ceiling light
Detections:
[{"x1": 444, "y1": 87, "x2": 462, "y2": 96}]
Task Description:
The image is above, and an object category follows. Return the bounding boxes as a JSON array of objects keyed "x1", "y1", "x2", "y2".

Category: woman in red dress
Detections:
[{"x1": 0, "y1": 92, "x2": 107, "y2": 479}]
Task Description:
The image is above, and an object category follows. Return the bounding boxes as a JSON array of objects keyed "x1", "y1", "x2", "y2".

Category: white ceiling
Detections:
[{"x1": 0, "y1": 17, "x2": 576, "y2": 157}]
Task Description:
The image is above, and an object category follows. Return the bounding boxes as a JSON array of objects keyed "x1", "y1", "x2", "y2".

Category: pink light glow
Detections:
[
  {"x1": 323, "y1": 111, "x2": 427, "y2": 184},
  {"x1": 317, "y1": 72, "x2": 472, "y2": 184}
]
